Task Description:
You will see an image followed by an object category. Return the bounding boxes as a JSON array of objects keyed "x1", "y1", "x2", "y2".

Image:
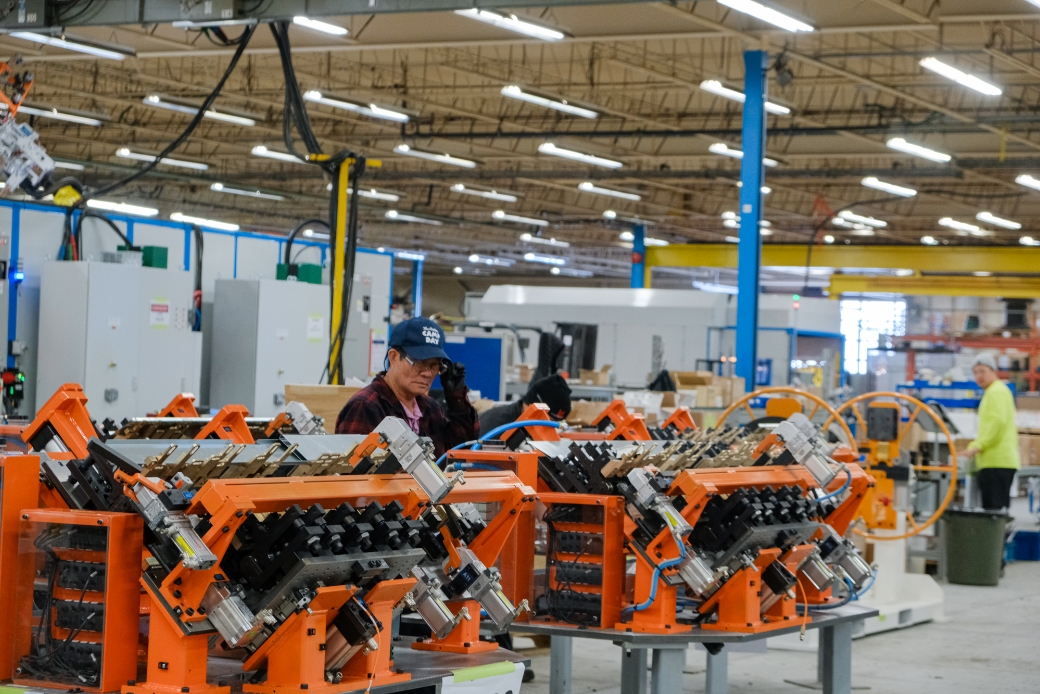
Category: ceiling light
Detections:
[
  {"x1": 210, "y1": 182, "x2": 285, "y2": 201},
  {"x1": 292, "y1": 16, "x2": 349, "y2": 36},
  {"x1": 523, "y1": 252, "x2": 566, "y2": 266},
  {"x1": 886, "y1": 137, "x2": 951, "y2": 163},
  {"x1": 938, "y1": 217, "x2": 982, "y2": 235},
  {"x1": 722, "y1": 211, "x2": 738, "y2": 220},
  {"x1": 494, "y1": 210, "x2": 549, "y2": 226},
  {"x1": 18, "y1": 105, "x2": 103, "y2": 126},
  {"x1": 521, "y1": 233, "x2": 570, "y2": 247},
  {"x1": 839, "y1": 210, "x2": 887, "y2": 228},
  {"x1": 708, "y1": 142, "x2": 779, "y2": 167},
  {"x1": 578, "y1": 182, "x2": 640, "y2": 201},
  {"x1": 693, "y1": 281, "x2": 738, "y2": 294},
  {"x1": 396, "y1": 250, "x2": 427, "y2": 261},
  {"x1": 603, "y1": 210, "x2": 617, "y2": 219},
  {"x1": 973, "y1": 271, "x2": 992, "y2": 277},
  {"x1": 553, "y1": 267, "x2": 594, "y2": 278},
  {"x1": 300, "y1": 229, "x2": 330, "y2": 241},
  {"x1": 395, "y1": 144, "x2": 476, "y2": 168},
  {"x1": 895, "y1": 269, "x2": 915, "y2": 277},
  {"x1": 920, "y1": 57, "x2": 1001, "y2": 97},
  {"x1": 142, "y1": 95, "x2": 256, "y2": 126},
  {"x1": 619, "y1": 231, "x2": 635, "y2": 241},
  {"x1": 976, "y1": 212, "x2": 1020, "y2": 230},
  {"x1": 862, "y1": 176, "x2": 917, "y2": 197},
  {"x1": 304, "y1": 91, "x2": 410, "y2": 123},
  {"x1": 762, "y1": 186, "x2": 772, "y2": 194},
  {"x1": 86, "y1": 199, "x2": 158, "y2": 217},
  {"x1": 501, "y1": 85, "x2": 596, "y2": 118},
  {"x1": 454, "y1": 266, "x2": 463, "y2": 274},
  {"x1": 645, "y1": 237, "x2": 669, "y2": 247},
  {"x1": 823, "y1": 235, "x2": 835, "y2": 244},
  {"x1": 450, "y1": 183, "x2": 518, "y2": 202},
  {"x1": 759, "y1": 227, "x2": 774, "y2": 236},
  {"x1": 725, "y1": 236, "x2": 740, "y2": 243},
  {"x1": 251, "y1": 145, "x2": 306, "y2": 164},
  {"x1": 170, "y1": 212, "x2": 238, "y2": 231},
  {"x1": 698, "y1": 80, "x2": 791, "y2": 115},
  {"x1": 54, "y1": 161, "x2": 85, "y2": 171},
  {"x1": 1020, "y1": 236, "x2": 1040, "y2": 246},
  {"x1": 468, "y1": 254, "x2": 515, "y2": 267},
  {"x1": 116, "y1": 148, "x2": 208, "y2": 171},
  {"x1": 851, "y1": 228, "x2": 875, "y2": 236},
  {"x1": 385, "y1": 210, "x2": 443, "y2": 225},
  {"x1": 357, "y1": 189, "x2": 401, "y2": 202},
  {"x1": 454, "y1": 8, "x2": 565, "y2": 40},
  {"x1": 921, "y1": 236, "x2": 939, "y2": 245},
  {"x1": 724, "y1": 219, "x2": 740, "y2": 229},
  {"x1": 1016, "y1": 174, "x2": 1040, "y2": 191},
  {"x1": 538, "y1": 143, "x2": 622, "y2": 169},
  {"x1": 717, "y1": 0, "x2": 814, "y2": 32},
  {"x1": 172, "y1": 19, "x2": 257, "y2": 28},
  {"x1": 10, "y1": 31, "x2": 134, "y2": 60}
]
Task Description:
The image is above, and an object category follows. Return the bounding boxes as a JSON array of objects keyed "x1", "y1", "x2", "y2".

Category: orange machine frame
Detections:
[
  {"x1": 0, "y1": 455, "x2": 41, "y2": 680},
  {"x1": 157, "y1": 393, "x2": 200, "y2": 417},
  {"x1": 195, "y1": 404, "x2": 255, "y2": 443},
  {"x1": 22, "y1": 383, "x2": 96, "y2": 460}
]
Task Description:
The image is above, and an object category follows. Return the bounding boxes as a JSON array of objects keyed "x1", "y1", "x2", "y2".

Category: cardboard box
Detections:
[
  {"x1": 517, "y1": 365, "x2": 534, "y2": 383},
  {"x1": 1018, "y1": 394, "x2": 1040, "y2": 411},
  {"x1": 671, "y1": 371, "x2": 715, "y2": 388},
  {"x1": 659, "y1": 391, "x2": 679, "y2": 408},
  {"x1": 579, "y1": 365, "x2": 612, "y2": 386},
  {"x1": 567, "y1": 400, "x2": 608, "y2": 426},
  {"x1": 695, "y1": 385, "x2": 724, "y2": 409},
  {"x1": 1019, "y1": 433, "x2": 1040, "y2": 466},
  {"x1": 284, "y1": 384, "x2": 362, "y2": 431}
]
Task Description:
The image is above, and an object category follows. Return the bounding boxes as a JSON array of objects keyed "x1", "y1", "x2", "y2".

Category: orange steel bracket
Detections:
[
  {"x1": 347, "y1": 430, "x2": 387, "y2": 466},
  {"x1": 338, "y1": 579, "x2": 416, "y2": 690},
  {"x1": 243, "y1": 585, "x2": 358, "y2": 694},
  {"x1": 510, "y1": 403, "x2": 561, "y2": 443},
  {"x1": 0, "y1": 455, "x2": 40, "y2": 680},
  {"x1": 158, "y1": 393, "x2": 199, "y2": 417},
  {"x1": 822, "y1": 463, "x2": 872, "y2": 536},
  {"x1": 412, "y1": 599, "x2": 497, "y2": 653},
  {"x1": 0, "y1": 60, "x2": 33, "y2": 117},
  {"x1": 699, "y1": 548, "x2": 806, "y2": 634},
  {"x1": 22, "y1": 383, "x2": 95, "y2": 459},
  {"x1": 661, "y1": 407, "x2": 697, "y2": 433},
  {"x1": 196, "y1": 405, "x2": 254, "y2": 444},
  {"x1": 591, "y1": 400, "x2": 652, "y2": 441},
  {"x1": 264, "y1": 411, "x2": 292, "y2": 438}
]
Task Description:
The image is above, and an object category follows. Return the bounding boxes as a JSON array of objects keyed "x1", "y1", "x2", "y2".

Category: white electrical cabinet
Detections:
[
  {"x1": 209, "y1": 279, "x2": 330, "y2": 417},
  {"x1": 36, "y1": 261, "x2": 202, "y2": 420}
]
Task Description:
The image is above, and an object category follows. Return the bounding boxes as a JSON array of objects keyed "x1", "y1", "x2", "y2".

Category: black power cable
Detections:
[{"x1": 283, "y1": 218, "x2": 329, "y2": 267}]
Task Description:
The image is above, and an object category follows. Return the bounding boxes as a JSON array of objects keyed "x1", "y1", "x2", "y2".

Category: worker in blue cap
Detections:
[{"x1": 335, "y1": 317, "x2": 477, "y2": 457}]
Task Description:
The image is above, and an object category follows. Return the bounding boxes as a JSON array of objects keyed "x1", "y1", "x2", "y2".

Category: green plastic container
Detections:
[{"x1": 944, "y1": 508, "x2": 1010, "y2": 586}]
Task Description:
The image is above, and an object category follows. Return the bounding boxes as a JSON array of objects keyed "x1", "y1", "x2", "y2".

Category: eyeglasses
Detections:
[{"x1": 404, "y1": 354, "x2": 449, "y2": 375}]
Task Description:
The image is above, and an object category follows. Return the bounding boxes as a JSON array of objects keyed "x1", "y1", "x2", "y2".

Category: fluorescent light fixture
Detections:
[
  {"x1": 358, "y1": 188, "x2": 401, "y2": 202},
  {"x1": 717, "y1": 0, "x2": 814, "y2": 32},
  {"x1": 116, "y1": 147, "x2": 208, "y2": 171},
  {"x1": 494, "y1": 210, "x2": 549, "y2": 227},
  {"x1": 454, "y1": 8, "x2": 565, "y2": 41},
  {"x1": 895, "y1": 269, "x2": 915, "y2": 277},
  {"x1": 1017, "y1": 174, "x2": 1040, "y2": 191},
  {"x1": 500, "y1": 85, "x2": 596, "y2": 118},
  {"x1": 921, "y1": 235, "x2": 939, "y2": 245},
  {"x1": 304, "y1": 91, "x2": 410, "y2": 123},
  {"x1": 759, "y1": 227, "x2": 774, "y2": 236},
  {"x1": 976, "y1": 212, "x2": 1020, "y2": 230},
  {"x1": 301, "y1": 228, "x2": 330, "y2": 241},
  {"x1": 450, "y1": 183, "x2": 517, "y2": 202},
  {"x1": 170, "y1": 212, "x2": 238, "y2": 231},
  {"x1": 823, "y1": 235, "x2": 835, "y2": 244},
  {"x1": 172, "y1": 19, "x2": 257, "y2": 28},
  {"x1": 521, "y1": 232, "x2": 570, "y2": 247},
  {"x1": 210, "y1": 182, "x2": 285, "y2": 201},
  {"x1": 1020, "y1": 236, "x2": 1040, "y2": 246},
  {"x1": 578, "y1": 181, "x2": 640, "y2": 201},
  {"x1": 708, "y1": 142, "x2": 778, "y2": 167},
  {"x1": 920, "y1": 57, "x2": 1001, "y2": 97},
  {"x1": 972, "y1": 271, "x2": 992, "y2": 277},
  {"x1": 862, "y1": 177, "x2": 916, "y2": 197},
  {"x1": 18, "y1": 105, "x2": 103, "y2": 126},
  {"x1": 54, "y1": 161, "x2": 85, "y2": 171},
  {"x1": 293, "y1": 16, "x2": 348, "y2": 36},
  {"x1": 886, "y1": 137, "x2": 951, "y2": 163},
  {"x1": 724, "y1": 219, "x2": 740, "y2": 229},
  {"x1": 523, "y1": 252, "x2": 566, "y2": 266},
  {"x1": 762, "y1": 186, "x2": 772, "y2": 195},
  {"x1": 721, "y1": 211, "x2": 738, "y2": 220},
  {"x1": 552, "y1": 267, "x2": 594, "y2": 277},
  {"x1": 938, "y1": 217, "x2": 983, "y2": 235},
  {"x1": 839, "y1": 210, "x2": 887, "y2": 228},
  {"x1": 10, "y1": 31, "x2": 134, "y2": 60},
  {"x1": 142, "y1": 95, "x2": 256, "y2": 126},
  {"x1": 251, "y1": 145, "x2": 306, "y2": 164},
  {"x1": 851, "y1": 228, "x2": 875, "y2": 237},
  {"x1": 698, "y1": 80, "x2": 790, "y2": 115},
  {"x1": 468, "y1": 254, "x2": 515, "y2": 267},
  {"x1": 619, "y1": 231, "x2": 635, "y2": 241},
  {"x1": 645, "y1": 237, "x2": 669, "y2": 247},
  {"x1": 394, "y1": 144, "x2": 476, "y2": 168},
  {"x1": 454, "y1": 266, "x2": 463, "y2": 274},
  {"x1": 603, "y1": 210, "x2": 617, "y2": 219},
  {"x1": 385, "y1": 210, "x2": 442, "y2": 225},
  {"x1": 396, "y1": 250, "x2": 427, "y2": 261},
  {"x1": 693, "y1": 281, "x2": 738, "y2": 294},
  {"x1": 538, "y1": 142, "x2": 622, "y2": 169},
  {"x1": 86, "y1": 199, "x2": 158, "y2": 217},
  {"x1": 725, "y1": 236, "x2": 740, "y2": 243}
]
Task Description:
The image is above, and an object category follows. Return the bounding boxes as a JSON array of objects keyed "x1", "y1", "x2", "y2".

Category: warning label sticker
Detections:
[{"x1": 150, "y1": 298, "x2": 170, "y2": 329}]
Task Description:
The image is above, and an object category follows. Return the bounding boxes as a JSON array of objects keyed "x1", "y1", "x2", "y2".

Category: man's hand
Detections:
[
  {"x1": 959, "y1": 446, "x2": 979, "y2": 458},
  {"x1": 441, "y1": 362, "x2": 467, "y2": 392}
]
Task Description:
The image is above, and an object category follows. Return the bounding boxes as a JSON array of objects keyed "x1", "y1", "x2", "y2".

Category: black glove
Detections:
[{"x1": 441, "y1": 361, "x2": 467, "y2": 392}]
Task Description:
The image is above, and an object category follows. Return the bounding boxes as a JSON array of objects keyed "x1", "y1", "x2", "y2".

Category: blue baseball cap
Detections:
[{"x1": 388, "y1": 317, "x2": 451, "y2": 362}]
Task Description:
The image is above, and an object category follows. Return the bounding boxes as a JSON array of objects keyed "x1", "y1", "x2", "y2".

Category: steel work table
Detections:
[{"x1": 515, "y1": 604, "x2": 877, "y2": 694}]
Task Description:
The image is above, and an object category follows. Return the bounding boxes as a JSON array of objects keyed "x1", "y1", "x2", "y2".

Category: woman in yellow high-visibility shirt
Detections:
[{"x1": 960, "y1": 354, "x2": 1020, "y2": 510}]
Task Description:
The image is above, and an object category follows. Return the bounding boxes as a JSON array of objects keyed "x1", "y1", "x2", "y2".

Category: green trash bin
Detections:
[{"x1": 944, "y1": 507, "x2": 1010, "y2": 586}]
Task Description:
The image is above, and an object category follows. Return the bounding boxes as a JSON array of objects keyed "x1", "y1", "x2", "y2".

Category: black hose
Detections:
[
  {"x1": 192, "y1": 224, "x2": 203, "y2": 331},
  {"x1": 283, "y1": 218, "x2": 329, "y2": 267}
]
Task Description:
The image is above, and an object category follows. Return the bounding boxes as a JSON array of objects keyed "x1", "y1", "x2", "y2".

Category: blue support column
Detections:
[
  {"x1": 412, "y1": 258, "x2": 424, "y2": 317},
  {"x1": 630, "y1": 224, "x2": 646, "y2": 288},
  {"x1": 735, "y1": 50, "x2": 768, "y2": 392}
]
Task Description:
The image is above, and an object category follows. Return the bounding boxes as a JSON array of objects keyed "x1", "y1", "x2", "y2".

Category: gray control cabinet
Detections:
[
  {"x1": 209, "y1": 278, "x2": 330, "y2": 417},
  {"x1": 36, "y1": 261, "x2": 202, "y2": 420}
]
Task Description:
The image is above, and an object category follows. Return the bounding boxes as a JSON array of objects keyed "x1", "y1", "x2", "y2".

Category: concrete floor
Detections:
[{"x1": 519, "y1": 499, "x2": 1040, "y2": 694}]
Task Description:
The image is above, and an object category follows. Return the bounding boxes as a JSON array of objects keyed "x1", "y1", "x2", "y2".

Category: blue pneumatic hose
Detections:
[
  {"x1": 817, "y1": 467, "x2": 853, "y2": 503},
  {"x1": 436, "y1": 419, "x2": 563, "y2": 467}
]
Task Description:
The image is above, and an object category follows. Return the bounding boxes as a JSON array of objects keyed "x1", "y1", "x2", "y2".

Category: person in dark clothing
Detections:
[
  {"x1": 479, "y1": 374, "x2": 572, "y2": 433},
  {"x1": 336, "y1": 317, "x2": 478, "y2": 457}
]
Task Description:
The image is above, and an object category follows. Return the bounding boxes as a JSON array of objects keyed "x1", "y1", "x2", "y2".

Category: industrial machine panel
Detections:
[
  {"x1": 435, "y1": 334, "x2": 506, "y2": 400},
  {"x1": 342, "y1": 252, "x2": 392, "y2": 381},
  {"x1": 210, "y1": 279, "x2": 260, "y2": 413}
]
